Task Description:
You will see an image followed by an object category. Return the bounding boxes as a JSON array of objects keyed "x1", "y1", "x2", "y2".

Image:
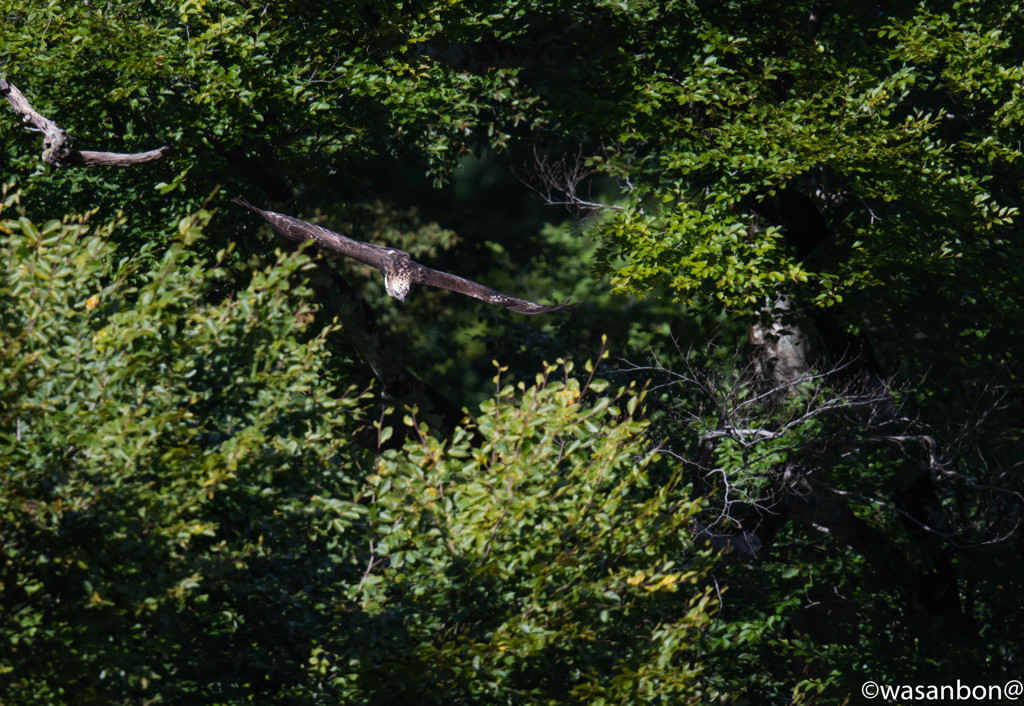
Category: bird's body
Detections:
[{"x1": 232, "y1": 199, "x2": 574, "y2": 314}]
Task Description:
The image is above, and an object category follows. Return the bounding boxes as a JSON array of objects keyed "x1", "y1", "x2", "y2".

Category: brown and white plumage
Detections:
[{"x1": 232, "y1": 199, "x2": 575, "y2": 314}]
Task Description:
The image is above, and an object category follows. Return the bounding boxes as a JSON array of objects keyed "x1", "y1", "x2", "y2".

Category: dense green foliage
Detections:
[
  {"x1": 0, "y1": 194, "x2": 714, "y2": 703},
  {"x1": 2, "y1": 0, "x2": 1022, "y2": 703}
]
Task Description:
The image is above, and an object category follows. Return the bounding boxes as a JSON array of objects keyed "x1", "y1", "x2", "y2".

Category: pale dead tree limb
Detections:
[
  {"x1": 748, "y1": 294, "x2": 813, "y2": 389},
  {"x1": 516, "y1": 146, "x2": 625, "y2": 214},
  {"x1": 0, "y1": 74, "x2": 170, "y2": 167}
]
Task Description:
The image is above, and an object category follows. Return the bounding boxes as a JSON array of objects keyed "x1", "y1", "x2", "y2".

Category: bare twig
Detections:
[
  {"x1": 618, "y1": 332, "x2": 1023, "y2": 550},
  {"x1": 821, "y1": 482, "x2": 1024, "y2": 548},
  {"x1": 516, "y1": 146, "x2": 624, "y2": 214},
  {"x1": 0, "y1": 74, "x2": 170, "y2": 167}
]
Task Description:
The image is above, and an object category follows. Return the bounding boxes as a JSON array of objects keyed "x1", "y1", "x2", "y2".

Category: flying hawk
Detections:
[{"x1": 232, "y1": 199, "x2": 575, "y2": 314}]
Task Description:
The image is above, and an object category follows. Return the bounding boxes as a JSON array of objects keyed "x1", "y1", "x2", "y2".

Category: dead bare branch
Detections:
[
  {"x1": 515, "y1": 146, "x2": 624, "y2": 214},
  {"x1": 0, "y1": 74, "x2": 170, "y2": 167},
  {"x1": 618, "y1": 338, "x2": 1022, "y2": 551}
]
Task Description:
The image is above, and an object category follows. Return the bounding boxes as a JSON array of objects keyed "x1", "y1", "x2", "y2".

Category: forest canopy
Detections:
[{"x1": 1, "y1": 1, "x2": 1021, "y2": 703}]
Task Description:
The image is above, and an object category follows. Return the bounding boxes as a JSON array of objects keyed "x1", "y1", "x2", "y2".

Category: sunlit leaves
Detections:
[
  {"x1": 357, "y1": 361, "x2": 716, "y2": 704},
  {"x1": 573, "y1": 1, "x2": 1023, "y2": 322},
  {"x1": 595, "y1": 200, "x2": 810, "y2": 309},
  {"x1": 0, "y1": 202, "x2": 365, "y2": 701}
]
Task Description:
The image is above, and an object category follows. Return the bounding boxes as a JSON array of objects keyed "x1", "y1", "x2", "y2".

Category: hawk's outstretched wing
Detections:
[
  {"x1": 416, "y1": 267, "x2": 575, "y2": 314},
  {"x1": 231, "y1": 198, "x2": 391, "y2": 271},
  {"x1": 232, "y1": 199, "x2": 576, "y2": 315}
]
